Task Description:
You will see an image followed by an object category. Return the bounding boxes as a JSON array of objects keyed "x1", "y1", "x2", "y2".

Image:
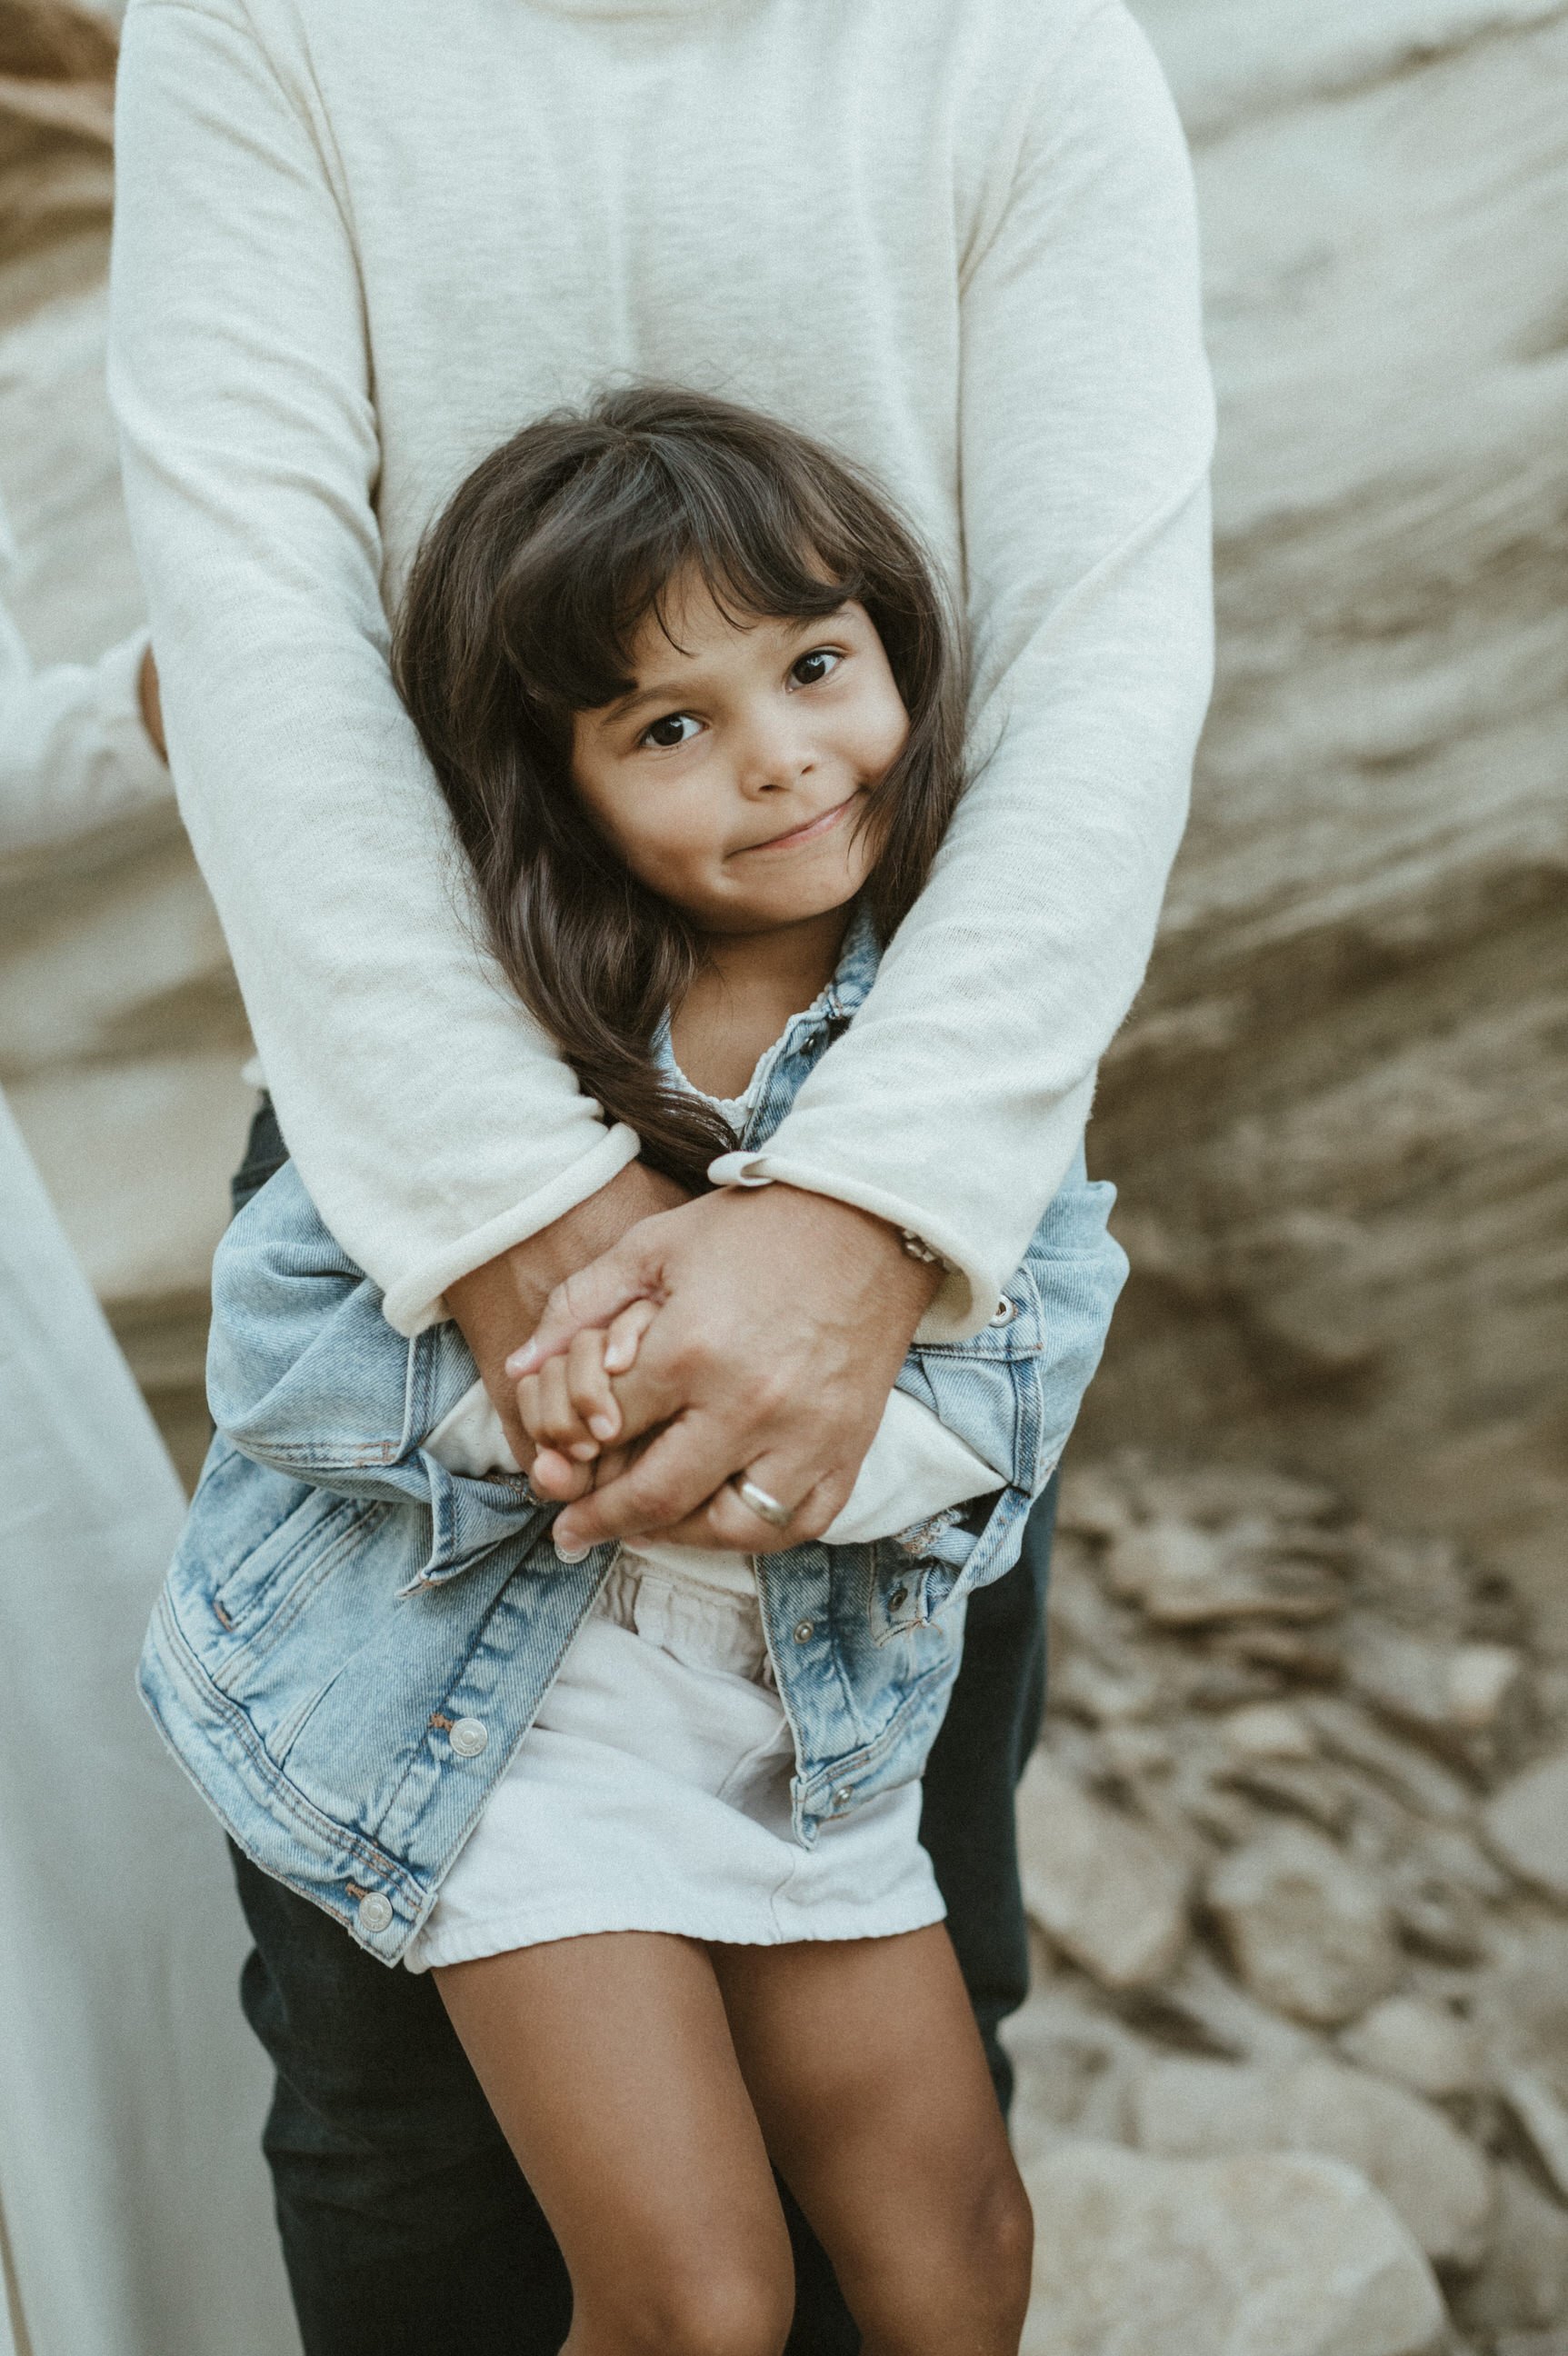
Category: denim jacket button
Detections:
[
  {"x1": 450, "y1": 1716, "x2": 489, "y2": 1758},
  {"x1": 889, "y1": 1584, "x2": 909, "y2": 1612},
  {"x1": 793, "y1": 1619, "x2": 814, "y2": 1644},
  {"x1": 989, "y1": 1297, "x2": 1019, "y2": 1326},
  {"x1": 833, "y1": 1785, "x2": 854, "y2": 1808},
  {"x1": 355, "y1": 1892, "x2": 393, "y2": 1934}
]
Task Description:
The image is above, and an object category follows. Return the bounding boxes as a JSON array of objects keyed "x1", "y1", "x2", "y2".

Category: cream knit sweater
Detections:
[{"x1": 109, "y1": 0, "x2": 1213, "y2": 1338}]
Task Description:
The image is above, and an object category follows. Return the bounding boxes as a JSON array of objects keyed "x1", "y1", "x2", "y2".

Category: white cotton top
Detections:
[
  {"x1": 109, "y1": 0, "x2": 1213, "y2": 1342},
  {"x1": 0, "y1": 507, "x2": 170, "y2": 852}
]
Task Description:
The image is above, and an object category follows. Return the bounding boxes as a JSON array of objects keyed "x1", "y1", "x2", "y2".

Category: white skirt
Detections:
[{"x1": 405, "y1": 1552, "x2": 944, "y2": 1971}]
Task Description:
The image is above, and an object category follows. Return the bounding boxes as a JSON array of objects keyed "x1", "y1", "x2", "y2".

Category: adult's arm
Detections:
[
  {"x1": 0, "y1": 512, "x2": 170, "y2": 850},
  {"x1": 708, "y1": 0, "x2": 1214, "y2": 1339},
  {"x1": 521, "y1": 1, "x2": 1213, "y2": 1549},
  {"x1": 108, "y1": 0, "x2": 640, "y2": 1336}
]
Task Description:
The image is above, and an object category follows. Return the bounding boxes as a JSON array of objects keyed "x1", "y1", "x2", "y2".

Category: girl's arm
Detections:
[
  {"x1": 709, "y1": 0, "x2": 1214, "y2": 1340},
  {"x1": 109, "y1": 1, "x2": 640, "y2": 1341}
]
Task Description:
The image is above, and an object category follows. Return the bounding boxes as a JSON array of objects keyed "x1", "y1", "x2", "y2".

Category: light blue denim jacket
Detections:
[{"x1": 140, "y1": 919, "x2": 1127, "y2": 1964}]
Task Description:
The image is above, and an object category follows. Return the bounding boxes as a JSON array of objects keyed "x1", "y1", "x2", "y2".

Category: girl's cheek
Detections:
[
  {"x1": 628, "y1": 827, "x2": 714, "y2": 903},
  {"x1": 850, "y1": 703, "x2": 909, "y2": 784}
]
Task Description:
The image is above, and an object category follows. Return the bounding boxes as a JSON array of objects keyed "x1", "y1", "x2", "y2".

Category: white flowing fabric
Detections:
[{"x1": 0, "y1": 544, "x2": 297, "y2": 2354}]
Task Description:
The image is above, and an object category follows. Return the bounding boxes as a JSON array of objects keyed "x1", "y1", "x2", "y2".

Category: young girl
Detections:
[{"x1": 143, "y1": 388, "x2": 1126, "y2": 2356}]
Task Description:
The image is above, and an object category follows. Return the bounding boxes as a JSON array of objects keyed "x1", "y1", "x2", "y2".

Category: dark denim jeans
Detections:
[{"x1": 226, "y1": 1102, "x2": 1053, "y2": 2355}]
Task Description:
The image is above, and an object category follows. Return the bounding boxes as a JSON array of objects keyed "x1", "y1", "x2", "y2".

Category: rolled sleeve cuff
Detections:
[
  {"x1": 704, "y1": 1150, "x2": 998, "y2": 1343},
  {"x1": 382, "y1": 1123, "x2": 642, "y2": 1336}
]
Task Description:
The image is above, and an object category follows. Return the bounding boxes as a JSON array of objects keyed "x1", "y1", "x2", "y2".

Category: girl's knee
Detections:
[
  {"x1": 978, "y1": 2161, "x2": 1035, "y2": 2292},
  {"x1": 587, "y1": 2249, "x2": 794, "y2": 2356},
  {"x1": 854, "y1": 2161, "x2": 1034, "y2": 2351},
  {"x1": 950, "y1": 2161, "x2": 1034, "y2": 2319}
]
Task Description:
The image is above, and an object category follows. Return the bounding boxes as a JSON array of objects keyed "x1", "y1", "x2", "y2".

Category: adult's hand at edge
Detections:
[
  {"x1": 138, "y1": 646, "x2": 167, "y2": 760},
  {"x1": 522, "y1": 1184, "x2": 941, "y2": 1553},
  {"x1": 447, "y1": 1157, "x2": 688, "y2": 1482}
]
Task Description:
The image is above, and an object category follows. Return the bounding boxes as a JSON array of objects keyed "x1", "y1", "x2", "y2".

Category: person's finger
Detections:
[
  {"x1": 603, "y1": 1296, "x2": 659, "y2": 1377},
  {"x1": 514, "y1": 1371, "x2": 546, "y2": 1442},
  {"x1": 527, "y1": 1360, "x2": 568, "y2": 1443},
  {"x1": 557, "y1": 1299, "x2": 662, "y2": 1450},
  {"x1": 656, "y1": 1459, "x2": 852, "y2": 1553},
  {"x1": 544, "y1": 1355, "x2": 602, "y2": 1459},
  {"x1": 552, "y1": 1415, "x2": 731, "y2": 1553},
  {"x1": 505, "y1": 1232, "x2": 666, "y2": 1377},
  {"x1": 564, "y1": 1351, "x2": 688, "y2": 1455},
  {"x1": 529, "y1": 1447, "x2": 594, "y2": 1503},
  {"x1": 586, "y1": 1438, "x2": 636, "y2": 1488},
  {"x1": 517, "y1": 1360, "x2": 586, "y2": 1454},
  {"x1": 566, "y1": 1327, "x2": 617, "y2": 1447}
]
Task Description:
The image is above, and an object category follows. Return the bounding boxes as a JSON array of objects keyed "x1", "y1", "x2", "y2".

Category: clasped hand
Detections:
[{"x1": 479, "y1": 1182, "x2": 941, "y2": 1555}]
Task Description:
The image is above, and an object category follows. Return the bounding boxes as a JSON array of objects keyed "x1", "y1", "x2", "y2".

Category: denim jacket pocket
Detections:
[{"x1": 205, "y1": 1473, "x2": 377, "y2": 1642}]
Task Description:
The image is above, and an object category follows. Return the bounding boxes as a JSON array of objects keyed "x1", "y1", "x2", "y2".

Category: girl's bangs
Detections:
[{"x1": 504, "y1": 445, "x2": 864, "y2": 715}]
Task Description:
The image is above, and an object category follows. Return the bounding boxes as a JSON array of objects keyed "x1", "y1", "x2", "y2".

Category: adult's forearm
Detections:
[
  {"x1": 727, "y1": 1, "x2": 1215, "y2": 1338},
  {"x1": 109, "y1": 1, "x2": 624, "y2": 1332},
  {"x1": 723, "y1": 473, "x2": 1213, "y2": 1338}
]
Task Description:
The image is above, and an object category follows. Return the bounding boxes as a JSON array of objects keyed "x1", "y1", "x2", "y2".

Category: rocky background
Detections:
[
  {"x1": 1013, "y1": 1457, "x2": 1568, "y2": 2355},
  {"x1": 1085, "y1": 0, "x2": 1568, "y2": 1644},
  {"x1": 1, "y1": 4, "x2": 1564, "y2": 2351}
]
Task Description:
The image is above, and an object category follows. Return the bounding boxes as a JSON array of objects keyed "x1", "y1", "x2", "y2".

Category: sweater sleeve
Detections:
[
  {"x1": 820, "y1": 1386, "x2": 1002, "y2": 1545},
  {"x1": 108, "y1": 0, "x2": 638, "y2": 1336},
  {"x1": 708, "y1": 0, "x2": 1215, "y2": 1340},
  {"x1": 0, "y1": 507, "x2": 171, "y2": 849}
]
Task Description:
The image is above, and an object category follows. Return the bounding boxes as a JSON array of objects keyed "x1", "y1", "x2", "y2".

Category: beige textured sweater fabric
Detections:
[{"x1": 110, "y1": 0, "x2": 1213, "y2": 1337}]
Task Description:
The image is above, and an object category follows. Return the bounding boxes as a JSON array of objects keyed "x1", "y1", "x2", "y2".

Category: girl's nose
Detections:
[{"x1": 734, "y1": 709, "x2": 814, "y2": 797}]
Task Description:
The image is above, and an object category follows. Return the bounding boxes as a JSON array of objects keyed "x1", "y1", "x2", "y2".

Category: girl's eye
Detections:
[
  {"x1": 640, "y1": 713, "x2": 702, "y2": 751},
  {"x1": 790, "y1": 649, "x2": 842, "y2": 688}
]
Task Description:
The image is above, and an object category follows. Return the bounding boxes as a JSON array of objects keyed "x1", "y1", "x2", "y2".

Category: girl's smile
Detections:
[{"x1": 729, "y1": 788, "x2": 864, "y2": 860}]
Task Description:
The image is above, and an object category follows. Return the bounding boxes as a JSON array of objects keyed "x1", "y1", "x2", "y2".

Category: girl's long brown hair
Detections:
[{"x1": 393, "y1": 385, "x2": 966, "y2": 1191}]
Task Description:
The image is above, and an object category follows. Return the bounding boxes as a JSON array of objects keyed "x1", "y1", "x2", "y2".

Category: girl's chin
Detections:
[
  {"x1": 729, "y1": 868, "x2": 870, "y2": 929},
  {"x1": 692, "y1": 877, "x2": 867, "y2": 937}
]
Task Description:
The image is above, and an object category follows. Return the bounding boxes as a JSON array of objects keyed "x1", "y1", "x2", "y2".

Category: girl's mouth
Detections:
[{"x1": 734, "y1": 793, "x2": 859, "y2": 858}]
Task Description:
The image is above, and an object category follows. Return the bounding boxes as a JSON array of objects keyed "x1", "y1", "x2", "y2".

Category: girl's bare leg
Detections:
[
  {"x1": 436, "y1": 1932, "x2": 794, "y2": 2356},
  {"x1": 711, "y1": 1925, "x2": 1033, "y2": 2356}
]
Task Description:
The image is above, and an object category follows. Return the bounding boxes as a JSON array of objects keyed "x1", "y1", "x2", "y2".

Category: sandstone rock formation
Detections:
[
  {"x1": 1079, "y1": 0, "x2": 1568, "y2": 1638},
  {"x1": 0, "y1": 1, "x2": 115, "y2": 265}
]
